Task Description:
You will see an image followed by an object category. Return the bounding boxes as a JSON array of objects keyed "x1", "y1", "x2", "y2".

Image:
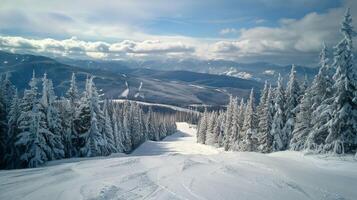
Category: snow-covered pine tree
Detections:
[
  {"x1": 257, "y1": 85, "x2": 274, "y2": 153},
  {"x1": 305, "y1": 44, "x2": 334, "y2": 152},
  {"x1": 230, "y1": 97, "x2": 240, "y2": 151},
  {"x1": 145, "y1": 107, "x2": 156, "y2": 141},
  {"x1": 325, "y1": 9, "x2": 357, "y2": 154},
  {"x1": 4, "y1": 89, "x2": 20, "y2": 168},
  {"x1": 17, "y1": 105, "x2": 49, "y2": 168},
  {"x1": 197, "y1": 110, "x2": 208, "y2": 144},
  {"x1": 103, "y1": 103, "x2": 116, "y2": 154},
  {"x1": 217, "y1": 111, "x2": 225, "y2": 147},
  {"x1": 130, "y1": 103, "x2": 144, "y2": 148},
  {"x1": 290, "y1": 87, "x2": 313, "y2": 151},
  {"x1": 80, "y1": 76, "x2": 106, "y2": 157},
  {"x1": 240, "y1": 89, "x2": 257, "y2": 151},
  {"x1": 0, "y1": 72, "x2": 16, "y2": 115},
  {"x1": 122, "y1": 102, "x2": 132, "y2": 152},
  {"x1": 82, "y1": 112, "x2": 104, "y2": 157},
  {"x1": 301, "y1": 74, "x2": 309, "y2": 95},
  {"x1": 66, "y1": 73, "x2": 80, "y2": 156},
  {"x1": 283, "y1": 65, "x2": 301, "y2": 149},
  {"x1": 237, "y1": 98, "x2": 245, "y2": 132},
  {"x1": 257, "y1": 81, "x2": 269, "y2": 125},
  {"x1": 58, "y1": 98, "x2": 73, "y2": 158},
  {"x1": 223, "y1": 96, "x2": 234, "y2": 150},
  {"x1": 0, "y1": 72, "x2": 15, "y2": 167},
  {"x1": 271, "y1": 74, "x2": 286, "y2": 151},
  {"x1": 205, "y1": 112, "x2": 217, "y2": 145},
  {"x1": 112, "y1": 113, "x2": 125, "y2": 152},
  {"x1": 0, "y1": 78, "x2": 5, "y2": 168},
  {"x1": 75, "y1": 76, "x2": 91, "y2": 155},
  {"x1": 40, "y1": 73, "x2": 64, "y2": 160},
  {"x1": 16, "y1": 71, "x2": 49, "y2": 168}
]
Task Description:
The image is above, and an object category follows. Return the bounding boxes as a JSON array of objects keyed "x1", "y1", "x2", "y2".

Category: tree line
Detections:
[
  {"x1": 0, "y1": 72, "x2": 177, "y2": 169},
  {"x1": 197, "y1": 10, "x2": 357, "y2": 156}
]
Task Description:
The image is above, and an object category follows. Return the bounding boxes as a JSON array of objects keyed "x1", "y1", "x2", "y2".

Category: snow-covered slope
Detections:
[
  {"x1": 1, "y1": 123, "x2": 356, "y2": 200},
  {"x1": 113, "y1": 99, "x2": 200, "y2": 114}
]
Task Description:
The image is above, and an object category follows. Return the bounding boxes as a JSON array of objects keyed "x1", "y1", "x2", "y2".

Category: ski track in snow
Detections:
[
  {"x1": 120, "y1": 82, "x2": 129, "y2": 98},
  {"x1": 1, "y1": 122, "x2": 357, "y2": 200}
]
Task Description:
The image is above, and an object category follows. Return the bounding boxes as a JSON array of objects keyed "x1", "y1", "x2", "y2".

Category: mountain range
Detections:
[{"x1": 0, "y1": 51, "x2": 318, "y2": 106}]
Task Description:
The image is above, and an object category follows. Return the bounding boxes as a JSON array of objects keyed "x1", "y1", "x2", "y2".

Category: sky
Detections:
[{"x1": 0, "y1": 0, "x2": 356, "y2": 65}]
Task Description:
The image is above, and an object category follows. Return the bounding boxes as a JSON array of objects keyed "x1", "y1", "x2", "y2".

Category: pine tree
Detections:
[
  {"x1": 58, "y1": 98, "x2": 73, "y2": 158},
  {"x1": 104, "y1": 104, "x2": 116, "y2": 154},
  {"x1": 16, "y1": 72, "x2": 49, "y2": 168},
  {"x1": 66, "y1": 73, "x2": 80, "y2": 156},
  {"x1": 305, "y1": 44, "x2": 334, "y2": 152},
  {"x1": 197, "y1": 110, "x2": 208, "y2": 144},
  {"x1": 237, "y1": 98, "x2": 245, "y2": 132},
  {"x1": 230, "y1": 98, "x2": 240, "y2": 151},
  {"x1": 205, "y1": 112, "x2": 218, "y2": 145},
  {"x1": 257, "y1": 85, "x2": 274, "y2": 153},
  {"x1": 112, "y1": 113, "x2": 125, "y2": 152},
  {"x1": 284, "y1": 65, "x2": 301, "y2": 148},
  {"x1": 74, "y1": 76, "x2": 91, "y2": 155},
  {"x1": 80, "y1": 76, "x2": 105, "y2": 156},
  {"x1": 130, "y1": 103, "x2": 144, "y2": 148},
  {"x1": 16, "y1": 105, "x2": 49, "y2": 168},
  {"x1": 0, "y1": 72, "x2": 15, "y2": 167},
  {"x1": 271, "y1": 74, "x2": 286, "y2": 151},
  {"x1": 290, "y1": 88, "x2": 313, "y2": 151},
  {"x1": 40, "y1": 73, "x2": 64, "y2": 160},
  {"x1": 257, "y1": 81, "x2": 269, "y2": 124},
  {"x1": 122, "y1": 102, "x2": 132, "y2": 152},
  {"x1": 325, "y1": 9, "x2": 357, "y2": 154},
  {"x1": 82, "y1": 112, "x2": 104, "y2": 157},
  {"x1": 240, "y1": 89, "x2": 257, "y2": 151},
  {"x1": 301, "y1": 74, "x2": 309, "y2": 95},
  {"x1": 4, "y1": 89, "x2": 20, "y2": 168},
  {"x1": 217, "y1": 111, "x2": 225, "y2": 147},
  {"x1": 223, "y1": 96, "x2": 234, "y2": 150},
  {"x1": 145, "y1": 107, "x2": 155, "y2": 140}
]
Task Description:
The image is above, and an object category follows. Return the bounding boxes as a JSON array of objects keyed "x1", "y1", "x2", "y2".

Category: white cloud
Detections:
[
  {"x1": 210, "y1": 0, "x2": 357, "y2": 65},
  {"x1": 219, "y1": 28, "x2": 239, "y2": 35},
  {"x1": 0, "y1": 36, "x2": 195, "y2": 59},
  {"x1": 255, "y1": 19, "x2": 266, "y2": 24},
  {"x1": 0, "y1": 0, "x2": 356, "y2": 65}
]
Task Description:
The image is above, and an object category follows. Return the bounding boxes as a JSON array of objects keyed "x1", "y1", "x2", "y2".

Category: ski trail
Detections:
[{"x1": 0, "y1": 123, "x2": 356, "y2": 200}]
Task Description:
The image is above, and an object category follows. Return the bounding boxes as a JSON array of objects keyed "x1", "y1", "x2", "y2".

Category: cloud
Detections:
[
  {"x1": 0, "y1": 0, "x2": 356, "y2": 65},
  {"x1": 210, "y1": 0, "x2": 357, "y2": 65},
  {"x1": 255, "y1": 19, "x2": 266, "y2": 24},
  {"x1": 219, "y1": 28, "x2": 239, "y2": 35},
  {"x1": 0, "y1": 36, "x2": 195, "y2": 59}
]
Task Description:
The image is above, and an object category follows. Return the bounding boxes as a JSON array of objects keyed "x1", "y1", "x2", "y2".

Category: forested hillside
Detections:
[
  {"x1": 0, "y1": 72, "x2": 178, "y2": 169},
  {"x1": 197, "y1": 10, "x2": 357, "y2": 156}
]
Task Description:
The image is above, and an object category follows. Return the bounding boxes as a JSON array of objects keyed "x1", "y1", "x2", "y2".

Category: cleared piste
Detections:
[{"x1": 0, "y1": 122, "x2": 356, "y2": 200}]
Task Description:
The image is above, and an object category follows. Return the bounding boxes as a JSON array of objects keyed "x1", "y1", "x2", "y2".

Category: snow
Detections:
[
  {"x1": 133, "y1": 123, "x2": 219, "y2": 156},
  {"x1": 189, "y1": 84, "x2": 205, "y2": 89},
  {"x1": 1, "y1": 123, "x2": 356, "y2": 200},
  {"x1": 120, "y1": 81, "x2": 129, "y2": 98},
  {"x1": 221, "y1": 68, "x2": 253, "y2": 80},
  {"x1": 113, "y1": 99, "x2": 200, "y2": 114},
  {"x1": 263, "y1": 70, "x2": 275, "y2": 75},
  {"x1": 134, "y1": 82, "x2": 143, "y2": 98}
]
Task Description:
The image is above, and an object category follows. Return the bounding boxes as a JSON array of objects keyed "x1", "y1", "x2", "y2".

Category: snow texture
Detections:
[
  {"x1": 120, "y1": 81, "x2": 129, "y2": 98},
  {"x1": 1, "y1": 123, "x2": 356, "y2": 200}
]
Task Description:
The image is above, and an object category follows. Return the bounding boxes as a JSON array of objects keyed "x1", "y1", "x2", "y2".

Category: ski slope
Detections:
[{"x1": 1, "y1": 123, "x2": 357, "y2": 200}]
